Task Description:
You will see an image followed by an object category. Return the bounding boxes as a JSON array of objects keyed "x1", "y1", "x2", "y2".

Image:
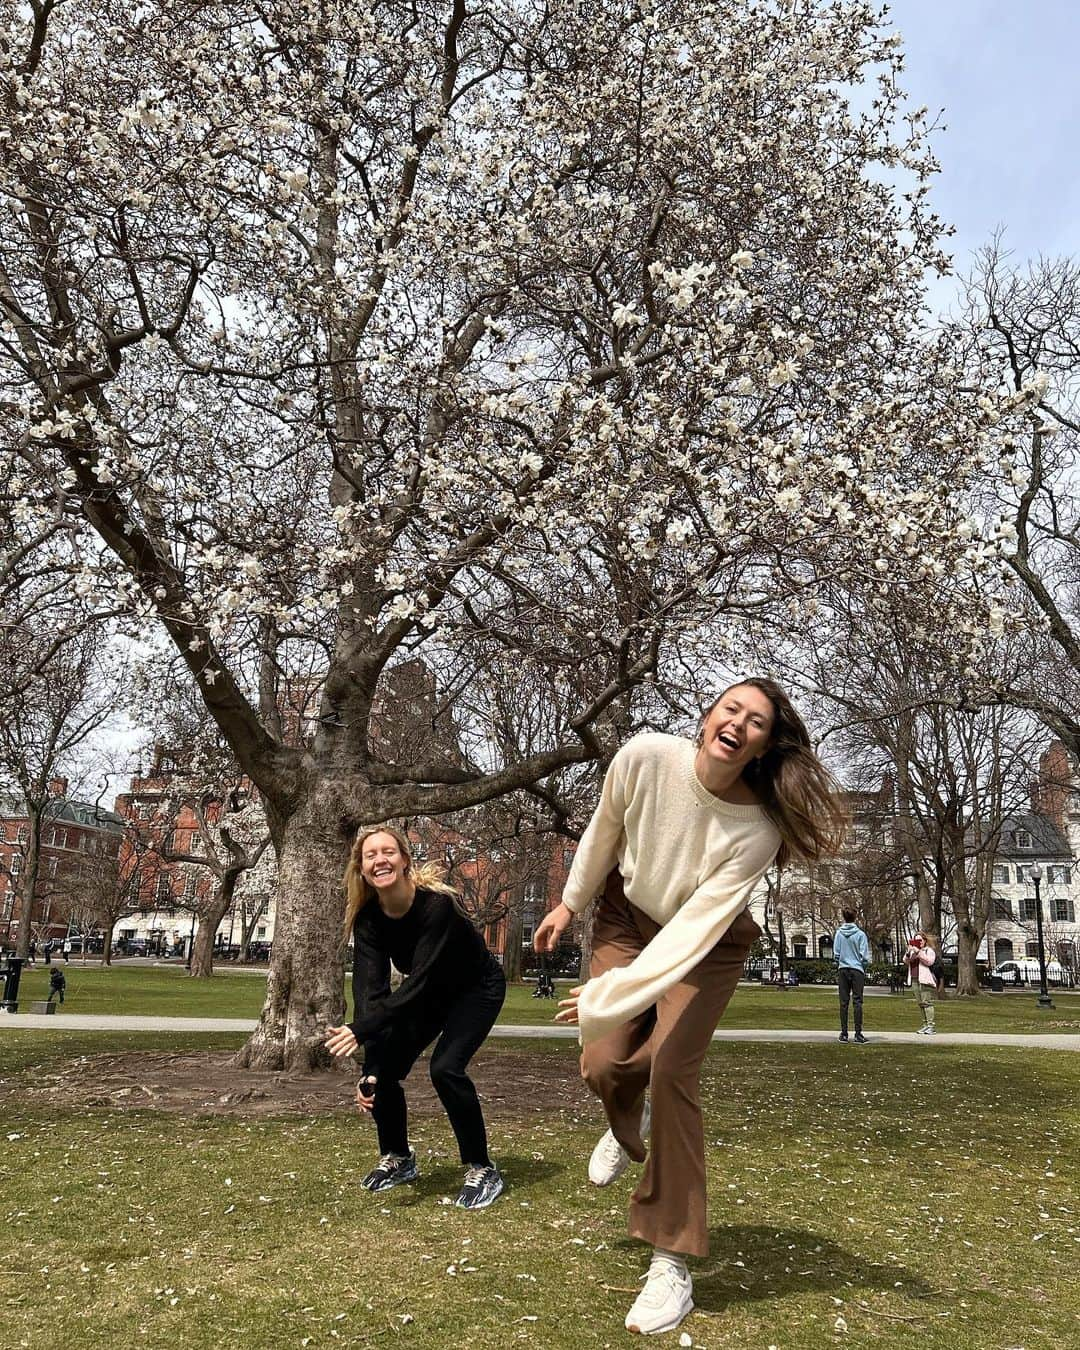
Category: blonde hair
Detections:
[
  {"x1": 699, "y1": 677, "x2": 848, "y2": 870},
  {"x1": 341, "y1": 825, "x2": 457, "y2": 942}
]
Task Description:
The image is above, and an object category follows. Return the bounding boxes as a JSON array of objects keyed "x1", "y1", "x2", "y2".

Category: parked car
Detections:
[{"x1": 992, "y1": 958, "x2": 1071, "y2": 987}]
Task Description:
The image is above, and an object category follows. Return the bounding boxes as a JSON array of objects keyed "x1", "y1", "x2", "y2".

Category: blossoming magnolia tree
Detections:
[{"x1": 1, "y1": 0, "x2": 1025, "y2": 1067}]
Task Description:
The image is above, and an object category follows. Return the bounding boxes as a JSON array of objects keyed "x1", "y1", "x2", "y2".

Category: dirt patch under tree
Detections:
[{"x1": 3, "y1": 1047, "x2": 595, "y2": 1119}]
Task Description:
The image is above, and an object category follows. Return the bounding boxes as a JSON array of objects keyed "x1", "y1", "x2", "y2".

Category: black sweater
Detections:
[{"x1": 348, "y1": 888, "x2": 492, "y2": 1051}]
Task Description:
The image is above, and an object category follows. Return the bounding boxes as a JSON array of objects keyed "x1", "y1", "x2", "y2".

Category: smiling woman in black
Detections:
[{"x1": 325, "y1": 826, "x2": 506, "y2": 1210}]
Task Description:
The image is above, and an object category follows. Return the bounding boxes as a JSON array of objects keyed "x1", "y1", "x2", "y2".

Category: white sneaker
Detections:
[
  {"x1": 923, "y1": 1026, "x2": 936, "y2": 1035},
  {"x1": 625, "y1": 1260, "x2": 693, "y2": 1335},
  {"x1": 588, "y1": 1099, "x2": 651, "y2": 1187}
]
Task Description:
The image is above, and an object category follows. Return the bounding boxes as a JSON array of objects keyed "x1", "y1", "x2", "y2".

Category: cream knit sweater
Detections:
[{"x1": 563, "y1": 733, "x2": 781, "y2": 1044}]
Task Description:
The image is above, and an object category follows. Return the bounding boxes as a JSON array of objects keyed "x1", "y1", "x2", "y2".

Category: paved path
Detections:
[{"x1": 2, "y1": 1013, "x2": 1079, "y2": 1051}]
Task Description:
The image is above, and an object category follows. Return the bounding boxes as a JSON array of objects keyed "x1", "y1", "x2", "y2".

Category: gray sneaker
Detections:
[
  {"x1": 455, "y1": 1164, "x2": 504, "y2": 1210},
  {"x1": 360, "y1": 1151, "x2": 418, "y2": 1192}
]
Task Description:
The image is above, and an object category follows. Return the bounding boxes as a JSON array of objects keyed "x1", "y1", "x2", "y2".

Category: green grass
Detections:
[
  {"x1": 0, "y1": 1031, "x2": 1077, "y2": 1348},
  {"x1": 15, "y1": 963, "x2": 1080, "y2": 1034}
]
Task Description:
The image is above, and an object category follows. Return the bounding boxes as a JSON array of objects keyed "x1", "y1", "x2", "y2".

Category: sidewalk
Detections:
[{"x1": 2, "y1": 1012, "x2": 1079, "y2": 1050}]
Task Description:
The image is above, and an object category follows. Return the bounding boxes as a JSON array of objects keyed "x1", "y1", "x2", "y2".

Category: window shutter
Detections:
[{"x1": 1069, "y1": 901, "x2": 1076, "y2": 924}]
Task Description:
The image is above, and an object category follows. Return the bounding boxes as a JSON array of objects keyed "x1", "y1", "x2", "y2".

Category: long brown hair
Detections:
[
  {"x1": 699, "y1": 677, "x2": 848, "y2": 869},
  {"x1": 341, "y1": 825, "x2": 458, "y2": 942}
]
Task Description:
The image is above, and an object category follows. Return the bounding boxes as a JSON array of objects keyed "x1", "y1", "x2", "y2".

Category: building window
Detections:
[
  {"x1": 992, "y1": 864, "x2": 1010, "y2": 885},
  {"x1": 155, "y1": 875, "x2": 173, "y2": 907},
  {"x1": 1048, "y1": 865, "x2": 1071, "y2": 885},
  {"x1": 9, "y1": 854, "x2": 20, "y2": 876},
  {"x1": 1025, "y1": 941, "x2": 1040, "y2": 958},
  {"x1": 256, "y1": 926, "x2": 266, "y2": 939},
  {"x1": 792, "y1": 940, "x2": 808, "y2": 960},
  {"x1": 16, "y1": 825, "x2": 28, "y2": 844},
  {"x1": 1052, "y1": 898, "x2": 1075, "y2": 923},
  {"x1": 993, "y1": 896, "x2": 1013, "y2": 921},
  {"x1": 1013, "y1": 830, "x2": 1033, "y2": 849},
  {"x1": 1018, "y1": 897, "x2": 1038, "y2": 921}
]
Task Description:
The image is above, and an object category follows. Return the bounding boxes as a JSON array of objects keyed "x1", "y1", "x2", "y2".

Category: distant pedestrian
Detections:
[
  {"x1": 833, "y1": 908, "x2": 871, "y2": 1043},
  {"x1": 28, "y1": 940, "x2": 38, "y2": 966},
  {"x1": 43, "y1": 940, "x2": 53, "y2": 963},
  {"x1": 61, "y1": 938, "x2": 71, "y2": 963},
  {"x1": 47, "y1": 966, "x2": 66, "y2": 1006},
  {"x1": 904, "y1": 932, "x2": 938, "y2": 1034}
]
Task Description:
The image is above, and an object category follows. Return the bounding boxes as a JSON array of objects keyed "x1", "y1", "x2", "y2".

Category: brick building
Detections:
[
  {"x1": 0, "y1": 778, "x2": 125, "y2": 945},
  {"x1": 111, "y1": 747, "x2": 222, "y2": 956}
]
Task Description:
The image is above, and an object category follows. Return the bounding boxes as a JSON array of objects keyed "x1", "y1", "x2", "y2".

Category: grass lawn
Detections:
[
  {"x1": 0, "y1": 1031, "x2": 1077, "y2": 1348},
  {"x1": 14, "y1": 963, "x2": 1080, "y2": 1035}
]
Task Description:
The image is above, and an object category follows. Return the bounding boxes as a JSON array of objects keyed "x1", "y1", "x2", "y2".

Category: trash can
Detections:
[
  {"x1": 0, "y1": 955, "x2": 25, "y2": 1013},
  {"x1": 989, "y1": 975, "x2": 1004, "y2": 993}
]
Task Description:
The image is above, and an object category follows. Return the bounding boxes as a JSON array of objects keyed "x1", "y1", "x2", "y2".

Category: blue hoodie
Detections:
[{"x1": 833, "y1": 922, "x2": 870, "y2": 972}]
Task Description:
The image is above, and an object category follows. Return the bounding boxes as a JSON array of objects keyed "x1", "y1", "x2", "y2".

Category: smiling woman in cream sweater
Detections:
[{"x1": 534, "y1": 678, "x2": 845, "y2": 1336}]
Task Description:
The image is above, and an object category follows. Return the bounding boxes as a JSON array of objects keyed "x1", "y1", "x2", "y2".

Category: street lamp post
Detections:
[{"x1": 1030, "y1": 864, "x2": 1054, "y2": 1011}]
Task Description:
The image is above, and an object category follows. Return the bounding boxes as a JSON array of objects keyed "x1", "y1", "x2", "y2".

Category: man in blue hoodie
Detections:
[{"x1": 833, "y1": 909, "x2": 871, "y2": 1043}]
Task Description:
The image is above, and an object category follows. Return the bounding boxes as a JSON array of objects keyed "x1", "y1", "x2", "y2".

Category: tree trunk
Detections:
[
  {"x1": 101, "y1": 921, "x2": 114, "y2": 966},
  {"x1": 234, "y1": 798, "x2": 348, "y2": 1072},
  {"x1": 14, "y1": 805, "x2": 43, "y2": 961},
  {"x1": 955, "y1": 924, "x2": 981, "y2": 996},
  {"x1": 502, "y1": 898, "x2": 525, "y2": 983},
  {"x1": 189, "y1": 872, "x2": 240, "y2": 979},
  {"x1": 946, "y1": 830, "x2": 982, "y2": 997},
  {"x1": 577, "y1": 904, "x2": 596, "y2": 979},
  {"x1": 239, "y1": 894, "x2": 269, "y2": 962}
]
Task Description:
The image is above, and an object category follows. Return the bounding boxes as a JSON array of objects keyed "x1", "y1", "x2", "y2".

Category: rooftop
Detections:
[{"x1": 0, "y1": 794, "x2": 125, "y2": 833}]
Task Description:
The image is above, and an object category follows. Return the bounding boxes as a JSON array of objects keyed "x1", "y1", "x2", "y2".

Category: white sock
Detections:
[{"x1": 650, "y1": 1247, "x2": 688, "y2": 1279}]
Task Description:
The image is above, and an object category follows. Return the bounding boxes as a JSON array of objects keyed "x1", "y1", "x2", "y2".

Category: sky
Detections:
[{"x1": 889, "y1": 0, "x2": 1080, "y2": 309}]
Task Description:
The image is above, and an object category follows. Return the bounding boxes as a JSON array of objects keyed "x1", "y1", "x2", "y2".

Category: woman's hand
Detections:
[
  {"x1": 325, "y1": 1024, "x2": 359, "y2": 1059},
  {"x1": 533, "y1": 902, "x2": 574, "y2": 953},
  {"x1": 555, "y1": 984, "x2": 585, "y2": 1025},
  {"x1": 355, "y1": 1077, "x2": 377, "y2": 1114}
]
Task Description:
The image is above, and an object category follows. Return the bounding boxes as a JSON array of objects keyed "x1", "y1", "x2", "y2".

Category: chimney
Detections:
[{"x1": 48, "y1": 776, "x2": 68, "y2": 798}]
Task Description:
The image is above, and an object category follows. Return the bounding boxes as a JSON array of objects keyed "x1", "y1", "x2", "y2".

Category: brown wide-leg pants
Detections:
[{"x1": 580, "y1": 870, "x2": 761, "y2": 1258}]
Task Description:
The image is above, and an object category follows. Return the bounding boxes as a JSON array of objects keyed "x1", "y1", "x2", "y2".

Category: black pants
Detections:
[
  {"x1": 838, "y1": 968, "x2": 865, "y2": 1035},
  {"x1": 370, "y1": 958, "x2": 506, "y2": 1167}
]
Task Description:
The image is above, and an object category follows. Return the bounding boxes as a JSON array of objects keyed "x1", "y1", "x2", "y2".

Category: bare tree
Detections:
[
  {"x1": 791, "y1": 612, "x2": 1045, "y2": 994},
  {"x1": 956, "y1": 246, "x2": 1080, "y2": 753},
  {"x1": 0, "y1": 620, "x2": 118, "y2": 961},
  {"x1": 58, "y1": 823, "x2": 150, "y2": 965},
  {"x1": 155, "y1": 786, "x2": 273, "y2": 978}
]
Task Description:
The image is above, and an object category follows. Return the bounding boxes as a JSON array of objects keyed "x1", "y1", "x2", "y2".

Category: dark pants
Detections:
[
  {"x1": 838, "y1": 968, "x2": 864, "y2": 1035},
  {"x1": 370, "y1": 958, "x2": 506, "y2": 1167}
]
